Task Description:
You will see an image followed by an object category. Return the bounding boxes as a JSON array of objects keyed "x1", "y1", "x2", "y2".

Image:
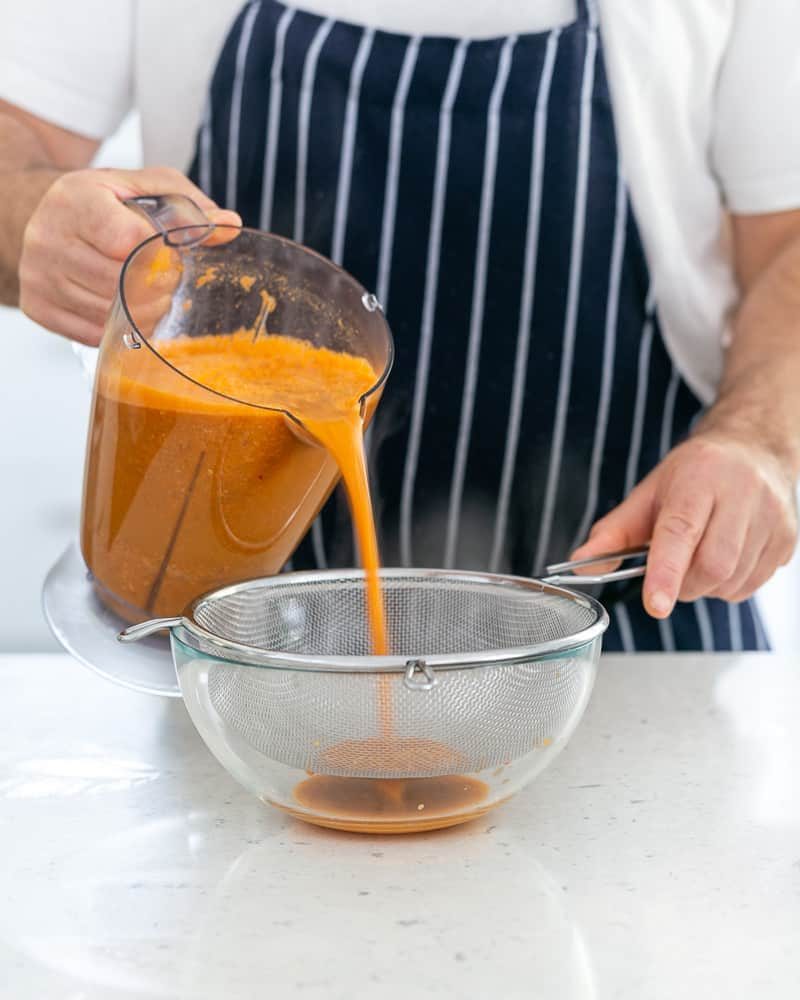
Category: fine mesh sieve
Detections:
[{"x1": 120, "y1": 556, "x2": 648, "y2": 779}]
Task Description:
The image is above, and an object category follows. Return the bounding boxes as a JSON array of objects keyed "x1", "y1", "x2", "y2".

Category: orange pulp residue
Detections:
[{"x1": 195, "y1": 265, "x2": 219, "y2": 288}]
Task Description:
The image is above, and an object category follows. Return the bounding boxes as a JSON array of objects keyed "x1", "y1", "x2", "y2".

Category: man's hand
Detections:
[
  {"x1": 0, "y1": 104, "x2": 241, "y2": 337},
  {"x1": 19, "y1": 167, "x2": 241, "y2": 345},
  {"x1": 570, "y1": 428, "x2": 798, "y2": 618},
  {"x1": 574, "y1": 208, "x2": 800, "y2": 619}
]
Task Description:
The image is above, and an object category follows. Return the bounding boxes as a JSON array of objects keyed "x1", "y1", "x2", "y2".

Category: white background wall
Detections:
[{"x1": 1, "y1": 115, "x2": 798, "y2": 652}]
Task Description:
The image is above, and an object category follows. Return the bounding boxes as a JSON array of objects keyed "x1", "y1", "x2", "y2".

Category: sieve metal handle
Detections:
[
  {"x1": 117, "y1": 617, "x2": 184, "y2": 643},
  {"x1": 543, "y1": 545, "x2": 649, "y2": 586}
]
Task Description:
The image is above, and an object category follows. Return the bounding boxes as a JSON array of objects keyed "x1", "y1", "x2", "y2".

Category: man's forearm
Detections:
[
  {"x1": 697, "y1": 228, "x2": 800, "y2": 479},
  {"x1": 0, "y1": 113, "x2": 63, "y2": 304}
]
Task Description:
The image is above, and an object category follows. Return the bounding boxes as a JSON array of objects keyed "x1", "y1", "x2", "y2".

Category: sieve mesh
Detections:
[
  {"x1": 192, "y1": 573, "x2": 596, "y2": 656},
  {"x1": 183, "y1": 571, "x2": 603, "y2": 778}
]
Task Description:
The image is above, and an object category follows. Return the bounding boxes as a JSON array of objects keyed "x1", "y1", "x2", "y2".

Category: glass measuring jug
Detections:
[{"x1": 80, "y1": 196, "x2": 393, "y2": 623}]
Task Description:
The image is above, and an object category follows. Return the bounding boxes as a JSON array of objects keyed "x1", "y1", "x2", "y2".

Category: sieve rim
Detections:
[{"x1": 173, "y1": 568, "x2": 609, "y2": 673}]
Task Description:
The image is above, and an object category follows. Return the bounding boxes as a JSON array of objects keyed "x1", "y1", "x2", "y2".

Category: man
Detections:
[{"x1": 1, "y1": 0, "x2": 798, "y2": 650}]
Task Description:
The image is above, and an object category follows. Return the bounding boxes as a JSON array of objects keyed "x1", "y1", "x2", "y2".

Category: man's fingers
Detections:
[
  {"x1": 75, "y1": 183, "x2": 154, "y2": 259},
  {"x1": 102, "y1": 166, "x2": 243, "y2": 230},
  {"x1": 571, "y1": 434, "x2": 798, "y2": 616},
  {"x1": 203, "y1": 209, "x2": 243, "y2": 246},
  {"x1": 21, "y1": 295, "x2": 106, "y2": 345},
  {"x1": 726, "y1": 543, "x2": 784, "y2": 604},
  {"x1": 19, "y1": 164, "x2": 247, "y2": 347},
  {"x1": 66, "y1": 240, "x2": 122, "y2": 300},
  {"x1": 678, "y1": 496, "x2": 753, "y2": 602},
  {"x1": 724, "y1": 523, "x2": 797, "y2": 603},
  {"x1": 59, "y1": 277, "x2": 112, "y2": 327},
  {"x1": 77, "y1": 168, "x2": 242, "y2": 259},
  {"x1": 99, "y1": 165, "x2": 217, "y2": 210},
  {"x1": 643, "y1": 480, "x2": 713, "y2": 618},
  {"x1": 569, "y1": 476, "x2": 655, "y2": 574},
  {"x1": 706, "y1": 520, "x2": 768, "y2": 601},
  {"x1": 210, "y1": 209, "x2": 243, "y2": 227}
]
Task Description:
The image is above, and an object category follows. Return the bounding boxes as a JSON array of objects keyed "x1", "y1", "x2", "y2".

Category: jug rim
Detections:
[{"x1": 118, "y1": 224, "x2": 394, "y2": 422}]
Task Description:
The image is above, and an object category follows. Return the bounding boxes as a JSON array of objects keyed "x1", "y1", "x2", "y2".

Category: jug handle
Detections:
[
  {"x1": 122, "y1": 194, "x2": 215, "y2": 248},
  {"x1": 71, "y1": 194, "x2": 216, "y2": 381}
]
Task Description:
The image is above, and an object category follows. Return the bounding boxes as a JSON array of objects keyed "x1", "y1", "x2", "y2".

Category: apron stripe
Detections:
[
  {"x1": 624, "y1": 290, "x2": 656, "y2": 495},
  {"x1": 293, "y1": 17, "x2": 335, "y2": 245},
  {"x1": 532, "y1": 21, "x2": 598, "y2": 573},
  {"x1": 226, "y1": 1, "x2": 260, "y2": 211},
  {"x1": 365, "y1": 35, "x2": 421, "y2": 465},
  {"x1": 199, "y1": 97, "x2": 213, "y2": 197},
  {"x1": 399, "y1": 39, "x2": 470, "y2": 566},
  {"x1": 658, "y1": 617, "x2": 677, "y2": 652},
  {"x1": 329, "y1": 25, "x2": 376, "y2": 476},
  {"x1": 489, "y1": 29, "x2": 561, "y2": 572},
  {"x1": 656, "y1": 366, "x2": 679, "y2": 651},
  {"x1": 659, "y1": 367, "x2": 681, "y2": 460},
  {"x1": 728, "y1": 601, "x2": 743, "y2": 652},
  {"x1": 572, "y1": 169, "x2": 628, "y2": 551},
  {"x1": 376, "y1": 37, "x2": 422, "y2": 309},
  {"x1": 259, "y1": 5, "x2": 295, "y2": 229},
  {"x1": 614, "y1": 603, "x2": 635, "y2": 652},
  {"x1": 751, "y1": 602, "x2": 769, "y2": 651},
  {"x1": 331, "y1": 27, "x2": 375, "y2": 265},
  {"x1": 694, "y1": 597, "x2": 715, "y2": 652},
  {"x1": 293, "y1": 15, "x2": 335, "y2": 571},
  {"x1": 444, "y1": 35, "x2": 517, "y2": 568},
  {"x1": 582, "y1": 0, "x2": 600, "y2": 30}
]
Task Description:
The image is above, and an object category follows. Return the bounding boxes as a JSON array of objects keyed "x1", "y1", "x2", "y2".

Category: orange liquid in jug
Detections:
[
  {"x1": 82, "y1": 328, "x2": 487, "y2": 831},
  {"x1": 82, "y1": 331, "x2": 384, "y2": 635}
]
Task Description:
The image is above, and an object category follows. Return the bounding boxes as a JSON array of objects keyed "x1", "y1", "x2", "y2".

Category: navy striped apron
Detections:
[{"x1": 189, "y1": 0, "x2": 768, "y2": 652}]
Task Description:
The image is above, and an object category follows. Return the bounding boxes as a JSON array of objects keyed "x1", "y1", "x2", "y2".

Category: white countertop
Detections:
[{"x1": 1, "y1": 652, "x2": 798, "y2": 999}]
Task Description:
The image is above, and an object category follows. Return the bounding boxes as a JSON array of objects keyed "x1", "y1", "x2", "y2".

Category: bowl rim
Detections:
[{"x1": 168, "y1": 567, "x2": 610, "y2": 674}]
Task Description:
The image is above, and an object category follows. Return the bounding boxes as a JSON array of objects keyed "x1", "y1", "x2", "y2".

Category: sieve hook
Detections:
[
  {"x1": 404, "y1": 659, "x2": 437, "y2": 691},
  {"x1": 543, "y1": 545, "x2": 649, "y2": 586}
]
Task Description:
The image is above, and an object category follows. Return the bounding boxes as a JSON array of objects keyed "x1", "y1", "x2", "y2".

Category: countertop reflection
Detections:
[{"x1": 1, "y1": 652, "x2": 798, "y2": 999}]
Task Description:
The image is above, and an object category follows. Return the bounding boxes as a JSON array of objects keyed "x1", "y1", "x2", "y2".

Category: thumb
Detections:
[
  {"x1": 569, "y1": 476, "x2": 656, "y2": 574},
  {"x1": 203, "y1": 207, "x2": 244, "y2": 247}
]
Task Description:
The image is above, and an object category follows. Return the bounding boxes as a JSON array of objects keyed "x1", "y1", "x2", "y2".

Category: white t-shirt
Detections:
[{"x1": 2, "y1": 0, "x2": 799, "y2": 404}]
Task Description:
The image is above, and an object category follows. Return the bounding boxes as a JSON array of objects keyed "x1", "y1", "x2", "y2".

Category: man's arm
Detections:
[
  {"x1": 0, "y1": 101, "x2": 98, "y2": 304},
  {"x1": 572, "y1": 209, "x2": 800, "y2": 617},
  {"x1": 0, "y1": 100, "x2": 241, "y2": 345},
  {"x1": 701, "y1": 210, "x2": 800, "y2": 483}
]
